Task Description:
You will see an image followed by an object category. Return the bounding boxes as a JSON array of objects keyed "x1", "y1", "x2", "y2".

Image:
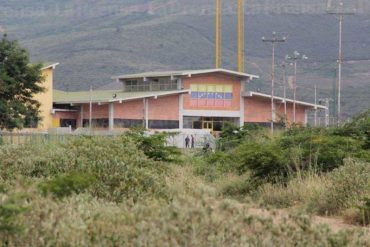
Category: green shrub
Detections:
[
  {"x1": 39, "y1": 172, "x2": 97, "y2": 199},
  {"x1": 193, "y1": 151, "x2": 242, "y2": 182},
  {"x1": 308, "y1": 160, "x2": 370, "y2": 215},
  {"x1": 0, "y1": 135, "x2": 169, "y2": 203},
  {"x1": 219, "y1": 174, "x2": 253, "y2": 197},
  {"x1": 334, "y1": 109, "x2": 370, "y2": 148},
  {"x1": 0, "y1": 193, "x2": 27, "y2": 237},
  {"x1": 126, "y1": 128, "x2": 181, "y2": 162},
  {"x1": 357, "y1": 198, "x2": 370, "y2": 226},
  {"x1": 279, "y1": 128, "x2": 366, "y2": 172},
  {"x1": 235, "y1": 141, "x2": 289, "y2": 184},
  {"x1": 217, "y1": 123, "x2": 266, "y2": 151}
]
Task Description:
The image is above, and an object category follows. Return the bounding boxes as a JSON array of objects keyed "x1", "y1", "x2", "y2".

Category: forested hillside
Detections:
[{"x1": 0, "y1": 0, "x2": 369, "y2": 117}]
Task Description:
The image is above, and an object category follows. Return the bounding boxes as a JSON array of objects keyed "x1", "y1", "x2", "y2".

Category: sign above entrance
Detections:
[{"x1": 190, "y1": 84, "x2": 233, "y2": 108}]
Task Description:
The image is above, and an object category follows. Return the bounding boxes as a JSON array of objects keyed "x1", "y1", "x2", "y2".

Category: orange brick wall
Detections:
[
  {"x1": 275, "y1": 102, "x2": 306, "y2": 124},
  {"x1": 244, "y1": 97, "x2": 307, "y2": 124},
  {"x1": 114, "y1": 100, "x2": 144, "y2": 120},
  {"x1": 81, "y1": 103, "x2": 109, "y2": 119},
  {"x1": 183, "y1": 73, "x2": 242, "y2": 111},
  {"x1": 106, "y1": 95, "x2": 179, "y2": 121},
  {"x1": 148, "y1": 95, "x2": 179, "y2": 120},
  {"x1": 244, "y1": 97, "x2": 273, "y2": 123}
]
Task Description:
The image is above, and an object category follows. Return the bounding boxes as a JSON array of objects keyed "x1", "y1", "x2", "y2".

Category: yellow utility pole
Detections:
[
  {"x1": 237, "y1": 0, "x2": 245, "y2": 72},
  {"x1": 215, "y1": 0, "x2": 222, "y2": 68}
]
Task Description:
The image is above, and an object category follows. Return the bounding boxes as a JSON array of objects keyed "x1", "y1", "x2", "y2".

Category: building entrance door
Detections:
[{"x1": 202, "y1": 121, "x2": 213, "y2": 130}]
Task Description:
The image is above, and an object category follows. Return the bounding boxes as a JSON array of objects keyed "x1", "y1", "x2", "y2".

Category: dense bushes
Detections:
[
  {"x1": 39, "y1": 172, "x2": 97, "y2": 199},
  {"x1": 279, "y1": 127, "x2": 367, "y2": 172},
  {"x1": 257, "y1": 159, "x2": 370, "y2": 225},
  {"x1": 193, "y1": 111, "x2": 370, "y2": 228},
  {"x1": 310, "y1": 159, "x2": 370, "y2": 216},
  {"x1": 235, "y1": 141, "x2": 289, "y2": 183},
  {"x1": 126, "y1": 127, "x2": 181, "y2": 162},
  {"x1": 1, "y1": 172, "x2": 369, "y2": 247},
  {"x1": 198, "y1": 111, "x2": 370, "y2": 186},
  {"x1": 0, "y1": 135, "x2": 169, "y2": 203}
]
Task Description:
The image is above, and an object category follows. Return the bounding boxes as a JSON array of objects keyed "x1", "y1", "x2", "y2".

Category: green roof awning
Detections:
[{"x1": 53, "y1": 89, "x2": 190, "y2": 104}]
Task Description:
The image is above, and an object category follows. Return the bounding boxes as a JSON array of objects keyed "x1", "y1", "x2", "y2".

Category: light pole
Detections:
[
  {"x1": 281, "y1": 62, "x2": 287, "y2": 117},
  {"x1": 286, "y1": 51, "x2": 308, "y2": 124},
  {"x1": 89, "y1": 85, "x2": 93, "y2": 133},
  {"x1": 314, "y1": 84, "x2": 318, "y2": 127},
  {"x1": 262, "y1": 32, "x2": 286, "y2": 133},
  {"x1": 327, "y1": 2, "x2": 355, "y2": 125}
]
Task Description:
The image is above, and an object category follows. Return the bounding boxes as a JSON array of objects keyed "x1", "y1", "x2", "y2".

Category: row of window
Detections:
[
  {"x1": 81, "y1": 119, "x2": 179, "y2": 129},
  {"x1": 124, "y1": 79, "x2": 178, "y2": 92}
]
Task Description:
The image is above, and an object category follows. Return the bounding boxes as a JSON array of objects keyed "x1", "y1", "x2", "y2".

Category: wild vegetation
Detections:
[
  {"x1": 0, "y1": 113, "x2": 369, "y2": 246},
  {"x1": 198, "y1": 109, "x2": 370, "y2": 227}
]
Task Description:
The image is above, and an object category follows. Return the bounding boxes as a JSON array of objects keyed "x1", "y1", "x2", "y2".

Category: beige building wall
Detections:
[{"x1": 33, "y1": 64, "x2": 58, "y2": 130}]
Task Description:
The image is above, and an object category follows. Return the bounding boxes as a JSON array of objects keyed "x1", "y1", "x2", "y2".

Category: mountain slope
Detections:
[{"x1": 0, "y1": 0, "x2": 369, "y2": 117}]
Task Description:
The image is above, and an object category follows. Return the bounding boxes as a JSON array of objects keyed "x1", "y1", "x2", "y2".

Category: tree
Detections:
[{"x1": 0, "y1": 34, "x2": 44, "y2": 130}]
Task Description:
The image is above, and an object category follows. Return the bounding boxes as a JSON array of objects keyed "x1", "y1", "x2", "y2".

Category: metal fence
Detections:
[
  {"x1": 0, "y1": 132, "x2": 80, "y2": 146},
  {"x1": 0, "y1": 131, "x2": 216, "y2": 149}
]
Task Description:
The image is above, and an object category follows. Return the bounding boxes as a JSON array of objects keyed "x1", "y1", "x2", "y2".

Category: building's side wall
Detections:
[
  {"x1": 81, "y1": 104, "x2": 109, "y2": 119},
  {"x1": 114, "y1": 100, "x2": 144, "y2": 120},
  {"x1": 148, "y1": 95, "x2": 179, "y2": 120},
  {"x1": 244, "y1": 97, "x2": 308, "y2": 125},
  {"x1": 53, "y1": 111, "x2": 79, "y2": 128},
  {"x1": 53, "y1": 95, "x2": 180, "y2": 130},
  {"x1": 275, "y1": 102, "x2": 306, "y2": 124},
  {"x1": 244, "y1": 97, "x2": 272, "y2": 123},
  {"x1": 34, "y1": 68, "x2": 54, "y2": 130},
  {"x1": 182, "y1": 73, "x2": 242, "y2": 111}
]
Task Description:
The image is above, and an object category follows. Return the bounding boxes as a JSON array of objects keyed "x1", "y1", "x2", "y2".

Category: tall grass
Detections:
[{"x1": 256, "y1": 159, "x2": 370, "y2": 226}]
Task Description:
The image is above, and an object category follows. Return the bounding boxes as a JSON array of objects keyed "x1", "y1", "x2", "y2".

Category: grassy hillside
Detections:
[{"x1": 0, "y1": 0, "x2": 369, "y2": 117}]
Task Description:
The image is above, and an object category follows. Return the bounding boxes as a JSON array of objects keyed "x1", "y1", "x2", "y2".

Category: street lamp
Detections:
[
  {"x1": 327, "y1": 2, "x2": 355, "y2": 125},
  {"x1": 285, "y1": 51, "x2": 308, "y2": 124},
  {"x1": 262, "y1": 32, "x2": 286, "y2": 133}
]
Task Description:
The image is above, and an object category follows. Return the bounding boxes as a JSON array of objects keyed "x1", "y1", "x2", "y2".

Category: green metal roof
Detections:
[{"x1": 53, "y1": 89, "x2": 190, "y2": 104}]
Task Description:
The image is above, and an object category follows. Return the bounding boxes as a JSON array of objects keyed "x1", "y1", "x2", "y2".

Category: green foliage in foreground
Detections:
[
  {"x1": 0, "y1": 135, "x2": 169, "y2": 203},
  {"x1": 0, "y1": 130, "x2": 368, "y2": 246},
  {"x1": 200, "y1": 111, "x2": 370, "y2": 185},
  {"x1": 39, "y1": 172, "x2": 97, "y2": 199},
  {"x1": 127, "y1": 127, "x2": 181, "y2": 162},
  {"x1": 256, "y1": 159, "x2": 370, "y2": 223},
  {"x1": 1, "y1": 175, "x2": 369, "y2": 247}
]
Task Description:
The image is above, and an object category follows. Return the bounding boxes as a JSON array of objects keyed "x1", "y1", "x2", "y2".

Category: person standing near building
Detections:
[
  {"x1": 185, "y1": 136, "x2": 190, "y2": 148},
  {"x1": 191, "y1": 135, "x2": 195, "y2": 149}
]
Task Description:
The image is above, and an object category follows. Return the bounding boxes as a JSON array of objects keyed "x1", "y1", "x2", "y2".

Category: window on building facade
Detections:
[
  {"x1": 149, "y1": 120, "x2": 179, "y2": 129},
  {"x1": 114, "y1": 119, "x2": 144, "y2": 128},
  {"x1": 60, "y1": 119, "x2": 77, "y2": 129},
  {"x1": 83, "y1": 119, "x2": 109, "y2": 128},
  {"x1": 124, "y1": 78, "x2": 177, "y2": 92}
]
